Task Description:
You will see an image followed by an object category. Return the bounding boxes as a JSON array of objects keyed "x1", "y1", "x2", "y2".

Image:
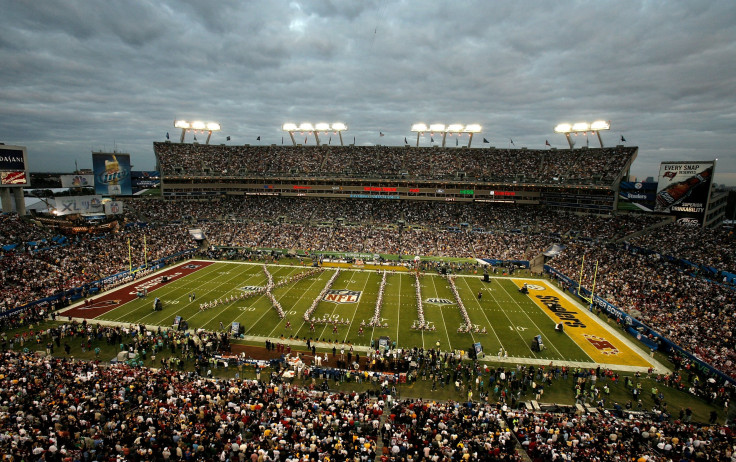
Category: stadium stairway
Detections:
[{"x1": 614, "y1": 215, "x2": 674, "y2": 244}]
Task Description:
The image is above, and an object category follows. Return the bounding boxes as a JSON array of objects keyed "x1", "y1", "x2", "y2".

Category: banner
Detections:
[
  {"x1": 104, "y1": 200, "x2": 124, "y2": 215},
  {"x1": 655, "y1": 161, "x2": 715, "y2": 225},
  {"x1": 92, "y1": 152, "x2": 132, "y2": 196},
  {"x1": 54, "y1": 195, "x2": 104, "y2": 216},
  {"x1": 60, "y1": 174, "x2": 94, "y2": 188}
]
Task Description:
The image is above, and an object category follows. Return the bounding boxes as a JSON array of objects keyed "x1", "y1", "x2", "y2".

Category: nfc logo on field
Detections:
[
  {"x1": 323, "y1": 289, "x2": 362, "y2": 304},
  {"x1": 425, "y1": 298, "x2": 454, "y2": 305}
]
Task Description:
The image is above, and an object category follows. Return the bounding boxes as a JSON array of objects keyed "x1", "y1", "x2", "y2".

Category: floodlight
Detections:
[
  {"x1": 464, "y1": 124, "x2": 482, "y2": 133},
  {"x1": 332, "y1": 122, "x2": 347, "y2": 131},
  {"x1": 429, "y1": 124, "x2": 446, "y2": 132},
  {"x1": 447, "y1": 124, "x2": 464, "y2": 132},
  {"x1": 298, "y1": 123, "x2": 314, "y2": 132},
  {"x1": 590, "y1": 120, "x2": 610, "y2": 131},
  {"x1": 554, "y1": 119, "x2": 612, "y2": 148},
  {"x1": 174, "y1": 119, "x2": 221, "y2": 144},
  {"x1": 282, "y1": 123, "x2": 298, "y2": 131},
  {"x1": 315, "y1": 123, "x2": 330, "y2": 131},
  {"x1": 411, "y1": 123, "x2": 428, "y2": 132}
]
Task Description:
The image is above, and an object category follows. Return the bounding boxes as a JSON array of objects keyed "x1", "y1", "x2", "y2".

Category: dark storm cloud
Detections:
[{"x1": 0, "y1": 0, "x2": 734, "y2": 184}]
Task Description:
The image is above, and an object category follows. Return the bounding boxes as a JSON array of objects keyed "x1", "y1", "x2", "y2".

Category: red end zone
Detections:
[{"x1": 63, "y1": 261, "x2": 213, "y2": 319}]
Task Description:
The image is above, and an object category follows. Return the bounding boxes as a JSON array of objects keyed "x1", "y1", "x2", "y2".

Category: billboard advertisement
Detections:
[
  {"x1": 92, "y1": 152, "x2": 132, "y2": 196},
  {"x1": 54, "y1": 195, "x2": 104, "y2": 216},
  {"x1": 60, "y1": 174, "x2": 94, "y2": 188},
  {"x1": 0, "y1": 146, "x2": 29, "y2": 187},
  {"x1": 617, "y1": 181, "x2": 657, "y2": 212},
  {"x1": 655, "y1": 161, "x2": 714, "y2": 226}
]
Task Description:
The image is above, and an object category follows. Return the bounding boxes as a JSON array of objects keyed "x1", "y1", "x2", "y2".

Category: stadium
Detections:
[{"x1": 0, "y1": 124, "x2": 734, "y2": 461}]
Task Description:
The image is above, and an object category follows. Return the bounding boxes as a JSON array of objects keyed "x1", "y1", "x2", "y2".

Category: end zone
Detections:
[
  {"x1": 59, "y1": 260, "x2": 213, "y2": 319},
  {"x1": 513, "y1": 278, "x2": 665, "y2": 372}
]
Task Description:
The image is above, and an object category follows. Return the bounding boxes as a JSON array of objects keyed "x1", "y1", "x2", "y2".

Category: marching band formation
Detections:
[
  {"x1": 366, "y1": 270, "x2": 388, "y2": 328},
  {"x1": 199, "y1": 266, "x2": 324, "y2": 315},
  {"x1": 411, "y1": 272, "x2": 435, "y2": 331},
  {"x1": 303, "y1": 269, "x2": 341, "y2": 323},
  {"x1": 448, "y1": 275, "x2": 487, "y2": 334}
]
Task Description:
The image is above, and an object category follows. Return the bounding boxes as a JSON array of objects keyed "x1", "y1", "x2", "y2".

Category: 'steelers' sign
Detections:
[{"x1": 323, "y1": 289, "x2": 362, "y2": 304}]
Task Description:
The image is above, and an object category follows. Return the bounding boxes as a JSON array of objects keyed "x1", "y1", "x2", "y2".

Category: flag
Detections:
[
  {"x1": 379, "y1": 132, "x2": 385, "y2": 137},
  {"x1": 328, "y1": 136, "x2": 332, "y2": 145},
  {"x1": 257, "y1": 136, "x2": 261, "y2": 141},
  {"x1": 226, "y1": 136, "x2": 231, "y2": 141},
  {"x1": 621, "y1": 135, "x2": 626, "y2": 142},
  {"x1": 545, "y1": 140, "x2": 550, "y2": 146},
  {"x1": 166, "y1": 132, "x2": 170, "y2": 140},
  {"x1": 483, "y1": 138, "x2": 489, "y2": 144},
  {"x1": 456, "y1": 138, "x2": 458, "y2": 146},
  {"x1": 510, "y1": 139, "x2": 514, "y2": 146},
  {"x1": 353, "y1": 136, "x2": 356, "y2": 144},
  {"x1": 431, "y1": 136, "x2": 435, "y2": 143},
  {"x1": 404, "y1": 137, "x2": 408, "y2": 144},
  {"x1": 281, "y1": 136, "x2": 284, "y2": 145},
  {"x1": 194, "y1": 135, "x2": 197, "y2": 141},
  {"x1": 304, "y1": 136, "x2": 308, "y2": 144}
]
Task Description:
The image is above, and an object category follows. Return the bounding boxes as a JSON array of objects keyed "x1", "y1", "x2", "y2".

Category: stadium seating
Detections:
[{"x1": 153, "y1": 143, "x2": 636, "y2": 185}]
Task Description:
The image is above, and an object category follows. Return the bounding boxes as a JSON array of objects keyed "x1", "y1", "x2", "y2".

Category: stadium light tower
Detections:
[
  {"x1": 411, "y1": 123, "x2": 482, "y2": 147},
  {"x1": 554, "y1": 120, "x2": 610, "y2": 149},
  {"x1": 174, "y1": 120, "x2": 221, "y2": 144},
  {"x1": 282, "y1": 122, "x2": 348, "y2": 146}
]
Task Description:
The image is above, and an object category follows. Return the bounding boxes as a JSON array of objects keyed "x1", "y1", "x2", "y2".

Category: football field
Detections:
[{"x1": 62, "y1": 260, "x2": 658, "y2": 371}]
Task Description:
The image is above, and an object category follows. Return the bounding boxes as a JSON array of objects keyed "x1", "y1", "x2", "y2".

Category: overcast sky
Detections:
[{"x1": 1, "y1": 0, "x2": 735, "y2": 184}]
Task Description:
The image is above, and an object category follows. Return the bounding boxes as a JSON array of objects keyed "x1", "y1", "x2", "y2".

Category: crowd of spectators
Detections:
[
  {"x1": 511, "y1": 407, "x2": 734, "y2": 461},
  {"x1": 627, "y1": 222, "x2": 735, "y2": 274},
  {"x1": 549, "y1": 241, "x2": 736, "y2": 378},
  {"x1": 0, "y1": 350, "x2": 382, "y2": 462},
  {"x1": 154, "y1": 143, "x2": 636, "y2": 185},
  {"x1": 0, "y1": 213, "x2": 54, "y2": 246},
  {"x1": 0, "y1": 223, "x2": 196, "y2": 310},
  {"x1": 1, "y1": 341, "x2": 733, "y2": 461}
]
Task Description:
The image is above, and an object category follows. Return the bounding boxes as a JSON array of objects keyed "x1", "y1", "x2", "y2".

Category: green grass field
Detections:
[{"x1": 76, "y1": 260, "x2": 653, "y2": 369}]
